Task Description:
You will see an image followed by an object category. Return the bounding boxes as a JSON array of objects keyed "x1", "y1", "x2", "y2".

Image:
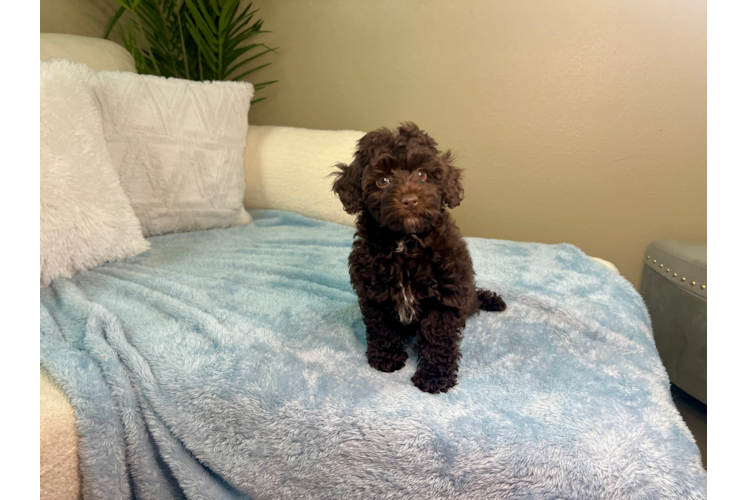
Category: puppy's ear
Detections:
[
  {"x1": 331, "y1": 158, "x2": 364, "y2": 215},
  {"x1": 332, "y1": 128, "x2": 394, "y2": 214},
  {"x1": 440, "y1": 151, "x2": 464, "y2": 209}
]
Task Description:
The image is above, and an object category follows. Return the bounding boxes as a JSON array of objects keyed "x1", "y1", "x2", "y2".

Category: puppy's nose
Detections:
[{"x1": 400, "y1": 194, "x2": 419, "y2": 208}]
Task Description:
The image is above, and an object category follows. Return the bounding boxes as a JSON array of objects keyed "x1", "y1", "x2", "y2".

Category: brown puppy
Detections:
[{"x1": 332, "y1": 123, "x2": 506, "y2": 393}]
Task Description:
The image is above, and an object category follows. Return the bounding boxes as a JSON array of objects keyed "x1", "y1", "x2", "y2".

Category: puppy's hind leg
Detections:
[{"x1": 360, "y1": 300, "x2": 409, "y2": 373}]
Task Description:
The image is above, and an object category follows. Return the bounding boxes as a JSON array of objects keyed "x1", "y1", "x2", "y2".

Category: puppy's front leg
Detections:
[
  {"x1": 412, "y1": 308, "x2": 466, "y2": 393},
  {"x1": 360, "y1": 300, "x2": 408, "y2": 373}
]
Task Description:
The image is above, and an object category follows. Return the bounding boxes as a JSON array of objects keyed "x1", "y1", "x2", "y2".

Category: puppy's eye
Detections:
[
  {"x1": 417, "y1": 170, "x2": 427, "y2": 182},
  {"x1": 376, "y1": 177, "x2": 390, "y2": 188}
]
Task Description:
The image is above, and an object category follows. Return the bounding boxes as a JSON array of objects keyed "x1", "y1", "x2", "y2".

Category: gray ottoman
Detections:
[{"x1": 640, "y1": 240, "x2": 707, "y2": 404}]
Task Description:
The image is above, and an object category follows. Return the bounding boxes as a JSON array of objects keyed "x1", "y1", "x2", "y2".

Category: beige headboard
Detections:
[{"x1": 41, "y1": 33, "x2": 136, "y2": 73}]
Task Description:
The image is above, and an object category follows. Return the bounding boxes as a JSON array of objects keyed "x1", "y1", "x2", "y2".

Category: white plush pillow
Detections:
[
  {"x1": 89, "y1": 72, "x2": 254, "y2": 237},
  {"x1": 40, "y1": 60, "x2": 150, "y2": 287},
  {"x1": 243, "y1": 125, "x2": 365, "y2": 227}
]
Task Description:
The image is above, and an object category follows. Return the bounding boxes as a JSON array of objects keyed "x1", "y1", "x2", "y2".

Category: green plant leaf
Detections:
[
  {"x1": 104, "y1": 6, "x2": 126, "y2": 40},
  {"x1": 176, "y1": 7, "x2": 190, "y2": 79},
  {"x1": 187, "y1": 12, "x2": 218, "y2": 51},
  {"x1": 230, "y1": 62, "x2": 271, "y2": 82},
  {"x1": 225, "y1": 47, "x2": 275, "y2": 78},
  {"x1": 224, "y1": 43, "x2": 267, "y2": 63},
  {"x1": 120, "y1": 25, "x2": 150, "y2": 74},
  {"x1": 184, "y1": 17, "x2": 218, "y2": 70},
  {"x1": 133, "y1": 1, "x2": 180, "y2": 75},
  {"x1": 186, "y1": 0, "x2": 217, "y2": 35},
  {"x1": 228, "y1": 6, "x2": 257, "y2": 36},
  {"x1": 251, "y1": 80, "x2": 278, "y2": 91},
  {"x1": 219, "y1": 0, "x2": 239, "y2": 33},
  {"x1": 224, "y1": 27, "x2": 264, "y2": 53},
  {"x1": 115, "y1": 0, "x2": 141, "y2": 11}
]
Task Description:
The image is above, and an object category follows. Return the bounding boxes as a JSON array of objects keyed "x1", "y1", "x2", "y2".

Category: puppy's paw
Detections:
[
  {"x1": 411, "y1": 369, "x2": 458, "y2": 394},
  {"x1": 367, "y1": 349, "x2": 408, "y2": 373}
]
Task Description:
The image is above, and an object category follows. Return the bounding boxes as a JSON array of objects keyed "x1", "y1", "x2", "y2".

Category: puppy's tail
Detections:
[{"x1": 477, "y1": 288, "x2": 507, "y2": 312}]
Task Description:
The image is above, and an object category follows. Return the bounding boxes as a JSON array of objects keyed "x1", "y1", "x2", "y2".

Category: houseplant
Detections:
[{"x1": 106, "y1": 0, "x2": 277, "y2": 103}]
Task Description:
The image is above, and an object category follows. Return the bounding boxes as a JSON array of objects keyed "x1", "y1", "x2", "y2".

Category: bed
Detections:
[{"x1": 40, "y1": 34, "x2": 706, "y2": 500}]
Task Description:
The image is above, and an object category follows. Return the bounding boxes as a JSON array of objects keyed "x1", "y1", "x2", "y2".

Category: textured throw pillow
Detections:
[
  {"x1": 89, "y1": 72, "x2": 254, "y2": 237},
  {"x1": 40, "y1": 59, "x2": 150, "y2": 287}
]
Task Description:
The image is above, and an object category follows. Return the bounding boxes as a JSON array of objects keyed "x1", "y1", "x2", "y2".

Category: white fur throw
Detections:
[
  {"x1": 40, "y1": 60, "x2": 150, "y2": 287},
  {"x1": 243, "y1": 125, "x2": 364, "y2": 227},
  {"x1": 89, "y1": 72, "x2": 254, "y2": 237}
]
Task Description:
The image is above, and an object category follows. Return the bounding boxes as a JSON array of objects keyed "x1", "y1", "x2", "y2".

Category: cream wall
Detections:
[
  {"x1": 41, "y1": 0, "x2": 120, "y2": 39},
  {"x1": 41, "y1": 0, "x2": 706, "y2": 288}
]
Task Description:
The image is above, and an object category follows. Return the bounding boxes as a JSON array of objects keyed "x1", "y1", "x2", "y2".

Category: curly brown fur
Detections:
[{"x1": 332, "y1": 122, "x2": 506, "y2": 394}]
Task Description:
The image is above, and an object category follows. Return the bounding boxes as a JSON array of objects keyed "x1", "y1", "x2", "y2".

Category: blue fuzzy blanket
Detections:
[{"x1": 41, "y1": 210, "x2": 706, "y2": 499}]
